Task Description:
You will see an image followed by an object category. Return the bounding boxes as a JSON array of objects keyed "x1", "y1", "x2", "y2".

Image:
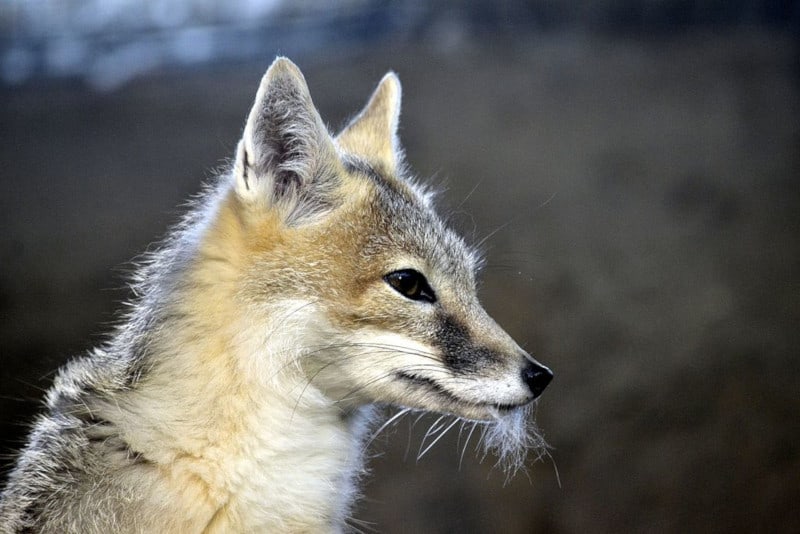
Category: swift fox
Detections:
[{"x1": 0, "y1": 57, "x2": 553, "y2": 533}]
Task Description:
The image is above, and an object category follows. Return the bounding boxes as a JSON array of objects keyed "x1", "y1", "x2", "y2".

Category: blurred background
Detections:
[{"x1": 1, "y1": 1, "x2": 798, "y2": 532}]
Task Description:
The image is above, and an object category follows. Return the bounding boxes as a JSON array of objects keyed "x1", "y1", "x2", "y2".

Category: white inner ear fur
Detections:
[
  {"x1": 232, "y1": 57, "x2": 337, "y2": 212},
  {"x1": 234, "y1": 138, "x2": 265, "y2": 205}
]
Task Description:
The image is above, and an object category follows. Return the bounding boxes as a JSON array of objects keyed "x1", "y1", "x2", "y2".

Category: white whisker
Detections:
[
  {"x1": 459, "y1": 421, "x2": 478, "y2": 470},
  {"x1": 363, "y1": 408, "x2": 411, "y2": 452},
  {"x1": 545, "y1": 448, "x2": 562, "y2": 489},
  {"x1": 417, "y1": 417, "x2": 459, "y2": 461}
]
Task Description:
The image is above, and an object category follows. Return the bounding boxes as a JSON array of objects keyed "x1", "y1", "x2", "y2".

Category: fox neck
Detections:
[
  {"x1": 111, "y1": 186, "x2": 373, "y2": 531},
  {"x1": 122, "y1": 297, "x2": 373, "y2": 531}
]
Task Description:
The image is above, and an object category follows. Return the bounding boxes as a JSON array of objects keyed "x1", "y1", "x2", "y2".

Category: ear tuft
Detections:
[{"x1": 336, "y1": 72, "x2": 403, "y2": 173}]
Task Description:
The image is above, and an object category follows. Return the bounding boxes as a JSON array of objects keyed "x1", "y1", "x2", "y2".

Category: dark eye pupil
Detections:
[
  {"x1": 384, "y1": 269, "x2": 436, "y2": 303},
  {"x1": 393, "y1": 272, "x2": 418, "y2": 294}
]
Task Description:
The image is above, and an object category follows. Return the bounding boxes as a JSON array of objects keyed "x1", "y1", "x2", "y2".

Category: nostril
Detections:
[{"x1": 521, "y1": 363, "x2": 553, "y2": 399}]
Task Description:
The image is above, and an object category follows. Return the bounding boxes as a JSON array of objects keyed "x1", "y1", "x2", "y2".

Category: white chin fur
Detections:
[
  {"x1": 477, "y1": 403, "x2": 548, "y2": 477},
  {"x1": 377, "y1": 402, "x2": 548, "y2": 480}
]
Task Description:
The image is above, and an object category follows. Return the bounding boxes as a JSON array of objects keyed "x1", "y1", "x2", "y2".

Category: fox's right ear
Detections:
[{"x1": 233, "y1": 57, "x2": 339, "y2": 221}]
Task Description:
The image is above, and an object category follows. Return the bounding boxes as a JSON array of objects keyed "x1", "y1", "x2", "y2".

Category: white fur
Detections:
[
  {"x1": 97, "y1": 300, "x2": 373, "y2": 532},
  {"x1": 0, "y1": 57, "x2": 551, "y2": 533}
]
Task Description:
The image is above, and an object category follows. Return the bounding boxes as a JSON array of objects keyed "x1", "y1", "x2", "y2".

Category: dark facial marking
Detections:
[
  {"x1": 342, "y1": 157, "x2": 383, "y2": 183},
  {"x1": 342, "y1": 156, "x2": 411, "y2": 203},
  {"x1": 395, "y1": 371, "x2": 458, "y2": 401},
  {"x1": 434, "y1": 314, "x2": 498, "y2": 373}
]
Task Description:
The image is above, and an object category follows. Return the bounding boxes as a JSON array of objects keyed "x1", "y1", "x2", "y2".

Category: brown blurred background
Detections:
[{"x1": 1, "y1": 1, "x2": 798, "y2": 532}]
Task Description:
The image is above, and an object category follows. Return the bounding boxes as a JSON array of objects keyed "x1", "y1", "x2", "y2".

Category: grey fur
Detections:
[
  {"x1": 0, "y1": 57, "x2": 551, "y2": 533},
  {"x1": 0, "y1": 180, "x2": 230, "y2": 533}
]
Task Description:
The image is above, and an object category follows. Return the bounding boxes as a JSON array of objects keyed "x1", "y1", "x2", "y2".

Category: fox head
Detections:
[{"x1": 208, "y1": 58, "x2": 551, "y2": 465}]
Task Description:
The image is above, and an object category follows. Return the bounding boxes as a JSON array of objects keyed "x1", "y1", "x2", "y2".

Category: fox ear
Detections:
[
  {"x1": 336, "y1": 72, "x2": 402, "y2": 174},
  {"x1": 234, "y1": 57, "x2": 339, "y2": 220}
]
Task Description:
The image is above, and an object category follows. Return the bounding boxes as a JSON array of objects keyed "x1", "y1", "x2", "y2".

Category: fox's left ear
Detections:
[{"x1": 336, "y1": 72, "x2": 403, "y2": 174}]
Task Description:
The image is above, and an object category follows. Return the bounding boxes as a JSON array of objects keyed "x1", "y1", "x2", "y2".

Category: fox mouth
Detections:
[
  {"x1": 395, "y1": 371, "x2": 530, "y2": 415},
  {"x1": 393, "y1": 371, "x2": 547, "y2": 476}
]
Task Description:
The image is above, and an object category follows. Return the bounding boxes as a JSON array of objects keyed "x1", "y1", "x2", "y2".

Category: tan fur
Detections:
[
  {"x1": 337, "y1": 72, "x2": 402, "y2": 173},
  {"x1": 0, "y1": 57, "x2": 551, "y2": 533}
]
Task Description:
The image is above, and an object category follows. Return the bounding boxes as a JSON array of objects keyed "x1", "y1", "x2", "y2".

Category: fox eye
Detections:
[{"x1": 384, "y1": 269, "x2": 436, "y2": 303}]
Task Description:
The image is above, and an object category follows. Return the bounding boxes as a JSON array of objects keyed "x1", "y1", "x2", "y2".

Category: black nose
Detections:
[{"x1": 521, "y1": 362, "x2": 553, "y2": 399}]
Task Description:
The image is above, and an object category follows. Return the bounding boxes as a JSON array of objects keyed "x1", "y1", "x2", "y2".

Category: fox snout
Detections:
[{"x1": 521, "y1": 359, "x2": 553, "y2": 399}]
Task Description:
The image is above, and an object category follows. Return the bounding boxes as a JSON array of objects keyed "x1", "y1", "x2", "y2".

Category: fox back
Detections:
[{"x1": 0, "y1": 58, "x2": 552, "y2": 533}]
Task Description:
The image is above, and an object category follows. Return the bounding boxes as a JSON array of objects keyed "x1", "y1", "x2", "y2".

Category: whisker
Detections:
[
  {"x1": 459, "y1": 421, "x2": 478, "y2": 470},
  {"x1": 246, "y1": 311, "x2": 547, "y2": 481},
  {"x1": 427, "y1": 415, "x2": 448, "y2": 435},
  {"x1": 454, "y1": 179, "x2": 483, "y2": 211},
  {"x1": 545, "y1": 448, "x2": 562, "y2": 489},
  {"x1": 474, "y1": 220, "x2": 512, "y2": 251},
  {"x1": 417, "y1": 416, "x2": 459, "y2": 461},
  {"x1": 345, "y1": 515, "x2": 377, "y2": 534},
  {"x1": 363, "y1": 408, "x2": 411, "y2": 452}
]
